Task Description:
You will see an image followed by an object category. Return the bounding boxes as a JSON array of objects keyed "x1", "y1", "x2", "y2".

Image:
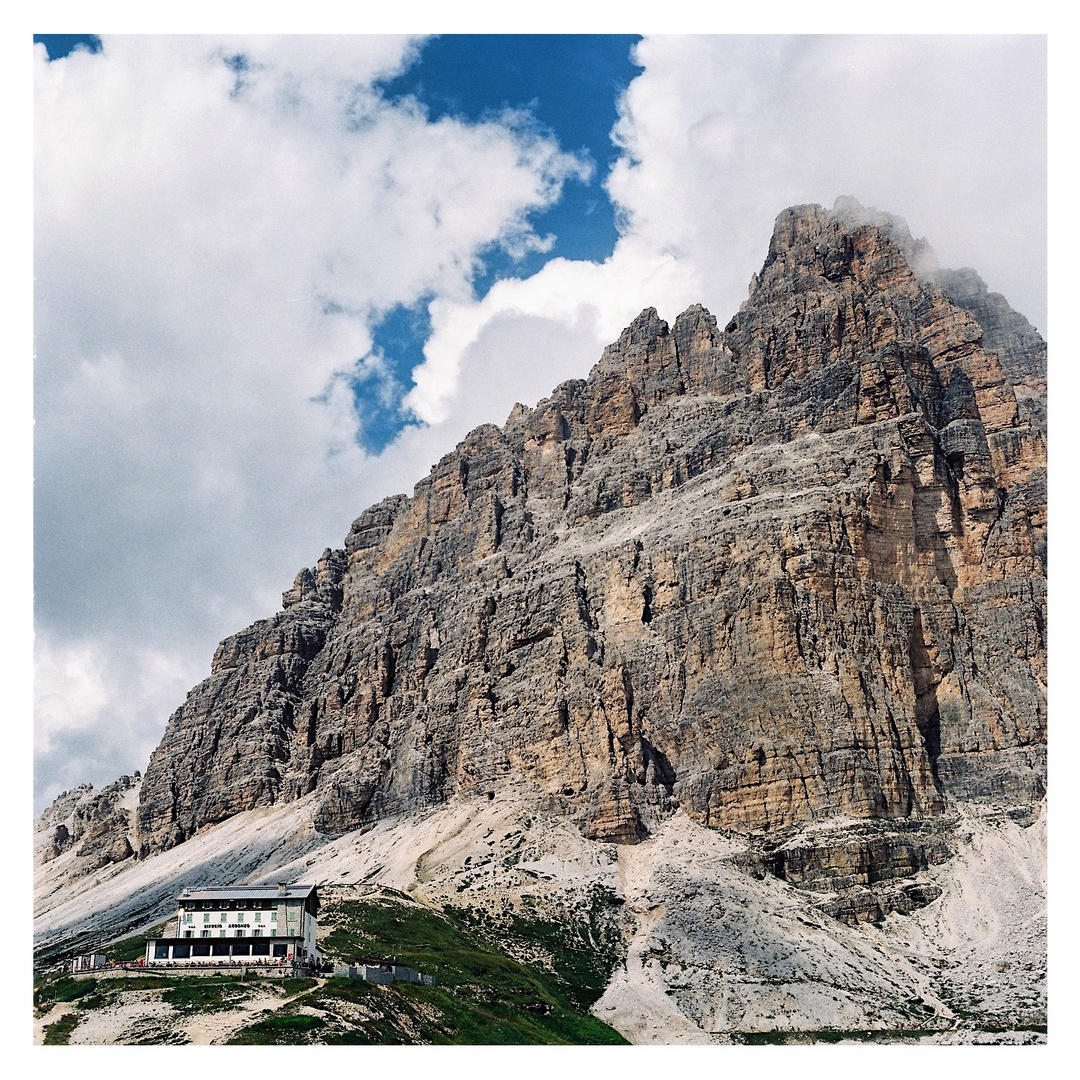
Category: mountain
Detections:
[{"x1": 35, "y1": 199, "x2": 1047, "y2": 1042}]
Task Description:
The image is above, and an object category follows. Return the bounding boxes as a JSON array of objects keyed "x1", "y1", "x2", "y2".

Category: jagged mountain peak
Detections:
[{"x1": 113, "y1": 203, "x2": 1045, "y2": 866}]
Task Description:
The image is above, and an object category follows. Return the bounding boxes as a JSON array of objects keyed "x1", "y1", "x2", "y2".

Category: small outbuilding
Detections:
[{"x1": 70, "y1": 953, "x2": 107, "y2": 974}]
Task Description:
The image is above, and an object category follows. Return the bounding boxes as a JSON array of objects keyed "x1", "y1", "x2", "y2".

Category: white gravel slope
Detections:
[{"x1": 34, "y1": 791, "x2": 1046, "y2": 1043}]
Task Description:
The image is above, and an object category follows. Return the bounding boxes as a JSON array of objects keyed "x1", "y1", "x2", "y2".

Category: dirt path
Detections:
[
  {"x1": 34, "y1": 1002, "x2": 73, "y2": 1045},
  {"x1": 35, "y1": 979, "x2": 326, "y2": 1046},
  {"x1": 181, "y1": 991, "x2": 284, "y2": 1044}
]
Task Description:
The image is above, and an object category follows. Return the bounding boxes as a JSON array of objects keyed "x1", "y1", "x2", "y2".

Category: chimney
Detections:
[{"x1": 278, "y1": 882, "x2": 288, "y2": 895}]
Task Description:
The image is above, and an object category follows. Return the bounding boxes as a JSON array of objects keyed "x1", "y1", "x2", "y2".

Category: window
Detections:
[
  {"x1": 252, "y1": 943, "x2": 270, "y2": 956},
  {"x1": 233, "y1": 943, "x2": 251, "y2": 956},
  {"x1": 219, "y1": 929, "x2": 226, "y2": 937},
  {"x1": 154, "y1": 945, "x2": 170, "y2": 959},
  {"x1": 192, "y1": 943, "x2": 210, "y2": 956},
  {"x1": 273, "y1": 944, "x2": 288, "y2": 958},
  {"x1": 237, "y1": 928, "x2": 246, "y2": 937},
  {"x1": 211, "y1": 944, "x2": 230, "y2": 956},
  {"x1": 255, "y1": 911, "x2": 263, "y2": 922},
  {"x1": 271, "y1": 910, "x2": 278, "y2": 921},
  {"x1": 185, "y1": 913, "x2": 192, "y2": 923},
  {"x1": 203, "y1": 913, "x2": 209, "y2": 923},
  {"x1": 200, "y1": 930, "x2": 210, "y2": 938},
  {"x1": 173, "y1": 944, "x2": 190, "y2": 959},
  {"x1": 184, "y1": 930, "x2": 193, "y2": 938},
  {"x1": 238, "y1": 900, "x2": 247, "y2": 909},
  {"x1": 252, "y1": 929, "x2": 262, "y2": 937},
  {"x1": 220, "y1": 913, "x2": 226, "y2": 921}
]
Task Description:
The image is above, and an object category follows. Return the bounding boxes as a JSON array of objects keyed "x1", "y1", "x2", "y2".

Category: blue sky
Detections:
[
  {"x1": 34, "y1": 33, "x2": 640, "y2": 454},
  {"x1": 380, "y1": 35, "x2": 636, "y2": 271},
  {"x1": 33, "y1": 34, "x2": 1047, "y2": 809},
  {"x1": 33, "y1": 34, "x2": 102, "y2": 59},
  {"x1": 366, "y1": 34, "x2": 640, "y2": 451}
]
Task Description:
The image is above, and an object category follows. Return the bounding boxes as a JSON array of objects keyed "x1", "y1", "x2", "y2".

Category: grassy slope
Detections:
[
  {"x1": 228, "y1": 894, "x2": 627, "y2": 1045},
  {"x1": 108, "y1": 921, "x2": 169, "y2": 963},
  {"x1": 35, "y1": 896, "x2": 627, "y2": 1045}
]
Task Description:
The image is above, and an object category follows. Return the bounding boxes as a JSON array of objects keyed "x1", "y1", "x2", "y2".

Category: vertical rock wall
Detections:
[{"x1": 135, "y1": 202, "x2": 1046, "y2": 858}]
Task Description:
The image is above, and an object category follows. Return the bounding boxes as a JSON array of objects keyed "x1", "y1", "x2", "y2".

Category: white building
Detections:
[
  {"x1": 70, "y1": 953, "x2": 107, "y2": 973},
  {"x1": 144, "y1": 883, "x2": 321, "y2": 967}
]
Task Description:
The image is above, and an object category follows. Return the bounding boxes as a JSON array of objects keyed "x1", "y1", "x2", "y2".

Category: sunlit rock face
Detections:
[{"x1": 131, "y1": 201, "x2": 1046, "y2": 914}]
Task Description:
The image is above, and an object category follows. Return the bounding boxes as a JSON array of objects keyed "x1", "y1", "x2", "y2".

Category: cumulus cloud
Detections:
[
  {"x1": 35, "y1": 34, "x2": 1046, "y2": 811},
  {"x1": 35, "y1": 635, "x2": 197, "y2": 795},
  {"x1": 606, "y1": 35, "x2": 1046, "y2": 332},
  {"x1": 404, "y1": 241, "x2": 696, "y2": 429}
]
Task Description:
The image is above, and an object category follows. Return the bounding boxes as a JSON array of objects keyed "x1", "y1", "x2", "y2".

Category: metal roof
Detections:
[
  {"x1": 148, "y1": 934, "x2": 305, "y2": 943},
  {"x1": 176, "y1": 884, "x2": 318, "y2": 901}
]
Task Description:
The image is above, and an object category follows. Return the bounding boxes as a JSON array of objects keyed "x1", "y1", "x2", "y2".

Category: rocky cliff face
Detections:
[
  {"x1": 128, "y1": 200, "x2": 1045, "y2": 918},
  {"x1": 36, "y1": 774, "x2": 141, "y2": 872}
]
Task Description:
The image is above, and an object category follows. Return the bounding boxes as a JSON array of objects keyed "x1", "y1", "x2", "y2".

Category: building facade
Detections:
[
  {"x1": 70, "y1": 953, "x2": 107, "y2": 973},
  {"x1": 144, "y1": 883, "x2": 320, "y2": 966}
]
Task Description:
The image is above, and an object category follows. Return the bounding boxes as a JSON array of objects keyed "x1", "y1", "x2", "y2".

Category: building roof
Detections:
[
  {"x1": 148, "y1": 934, "x2": 306, "y2": 943},
  {"x1": 177, "y1": 884, "x2": 318, "y2": 902}
]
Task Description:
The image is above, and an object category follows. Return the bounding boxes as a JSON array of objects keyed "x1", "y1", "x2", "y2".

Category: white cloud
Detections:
[
  {"x1": 607, "y1": 35, "x2": 1046, "y2": 332},
  {"x1": 34, "y1": 630, "x2": 202, "y2": 797},
  {"x1": 404, "y1": 242, "x2": 696, "y2": 429},
  {"x1": 33, "y1": 34, "x2": 590, "y2": 807}
]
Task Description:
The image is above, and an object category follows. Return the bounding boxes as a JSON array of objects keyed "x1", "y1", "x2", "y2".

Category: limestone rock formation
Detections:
[
  {"x1": 125, "y1": 199, "x2": 1045, "y2": 921},
  {"x1": 36, "y1": 774, "x2": 140, "y2": 872}
]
